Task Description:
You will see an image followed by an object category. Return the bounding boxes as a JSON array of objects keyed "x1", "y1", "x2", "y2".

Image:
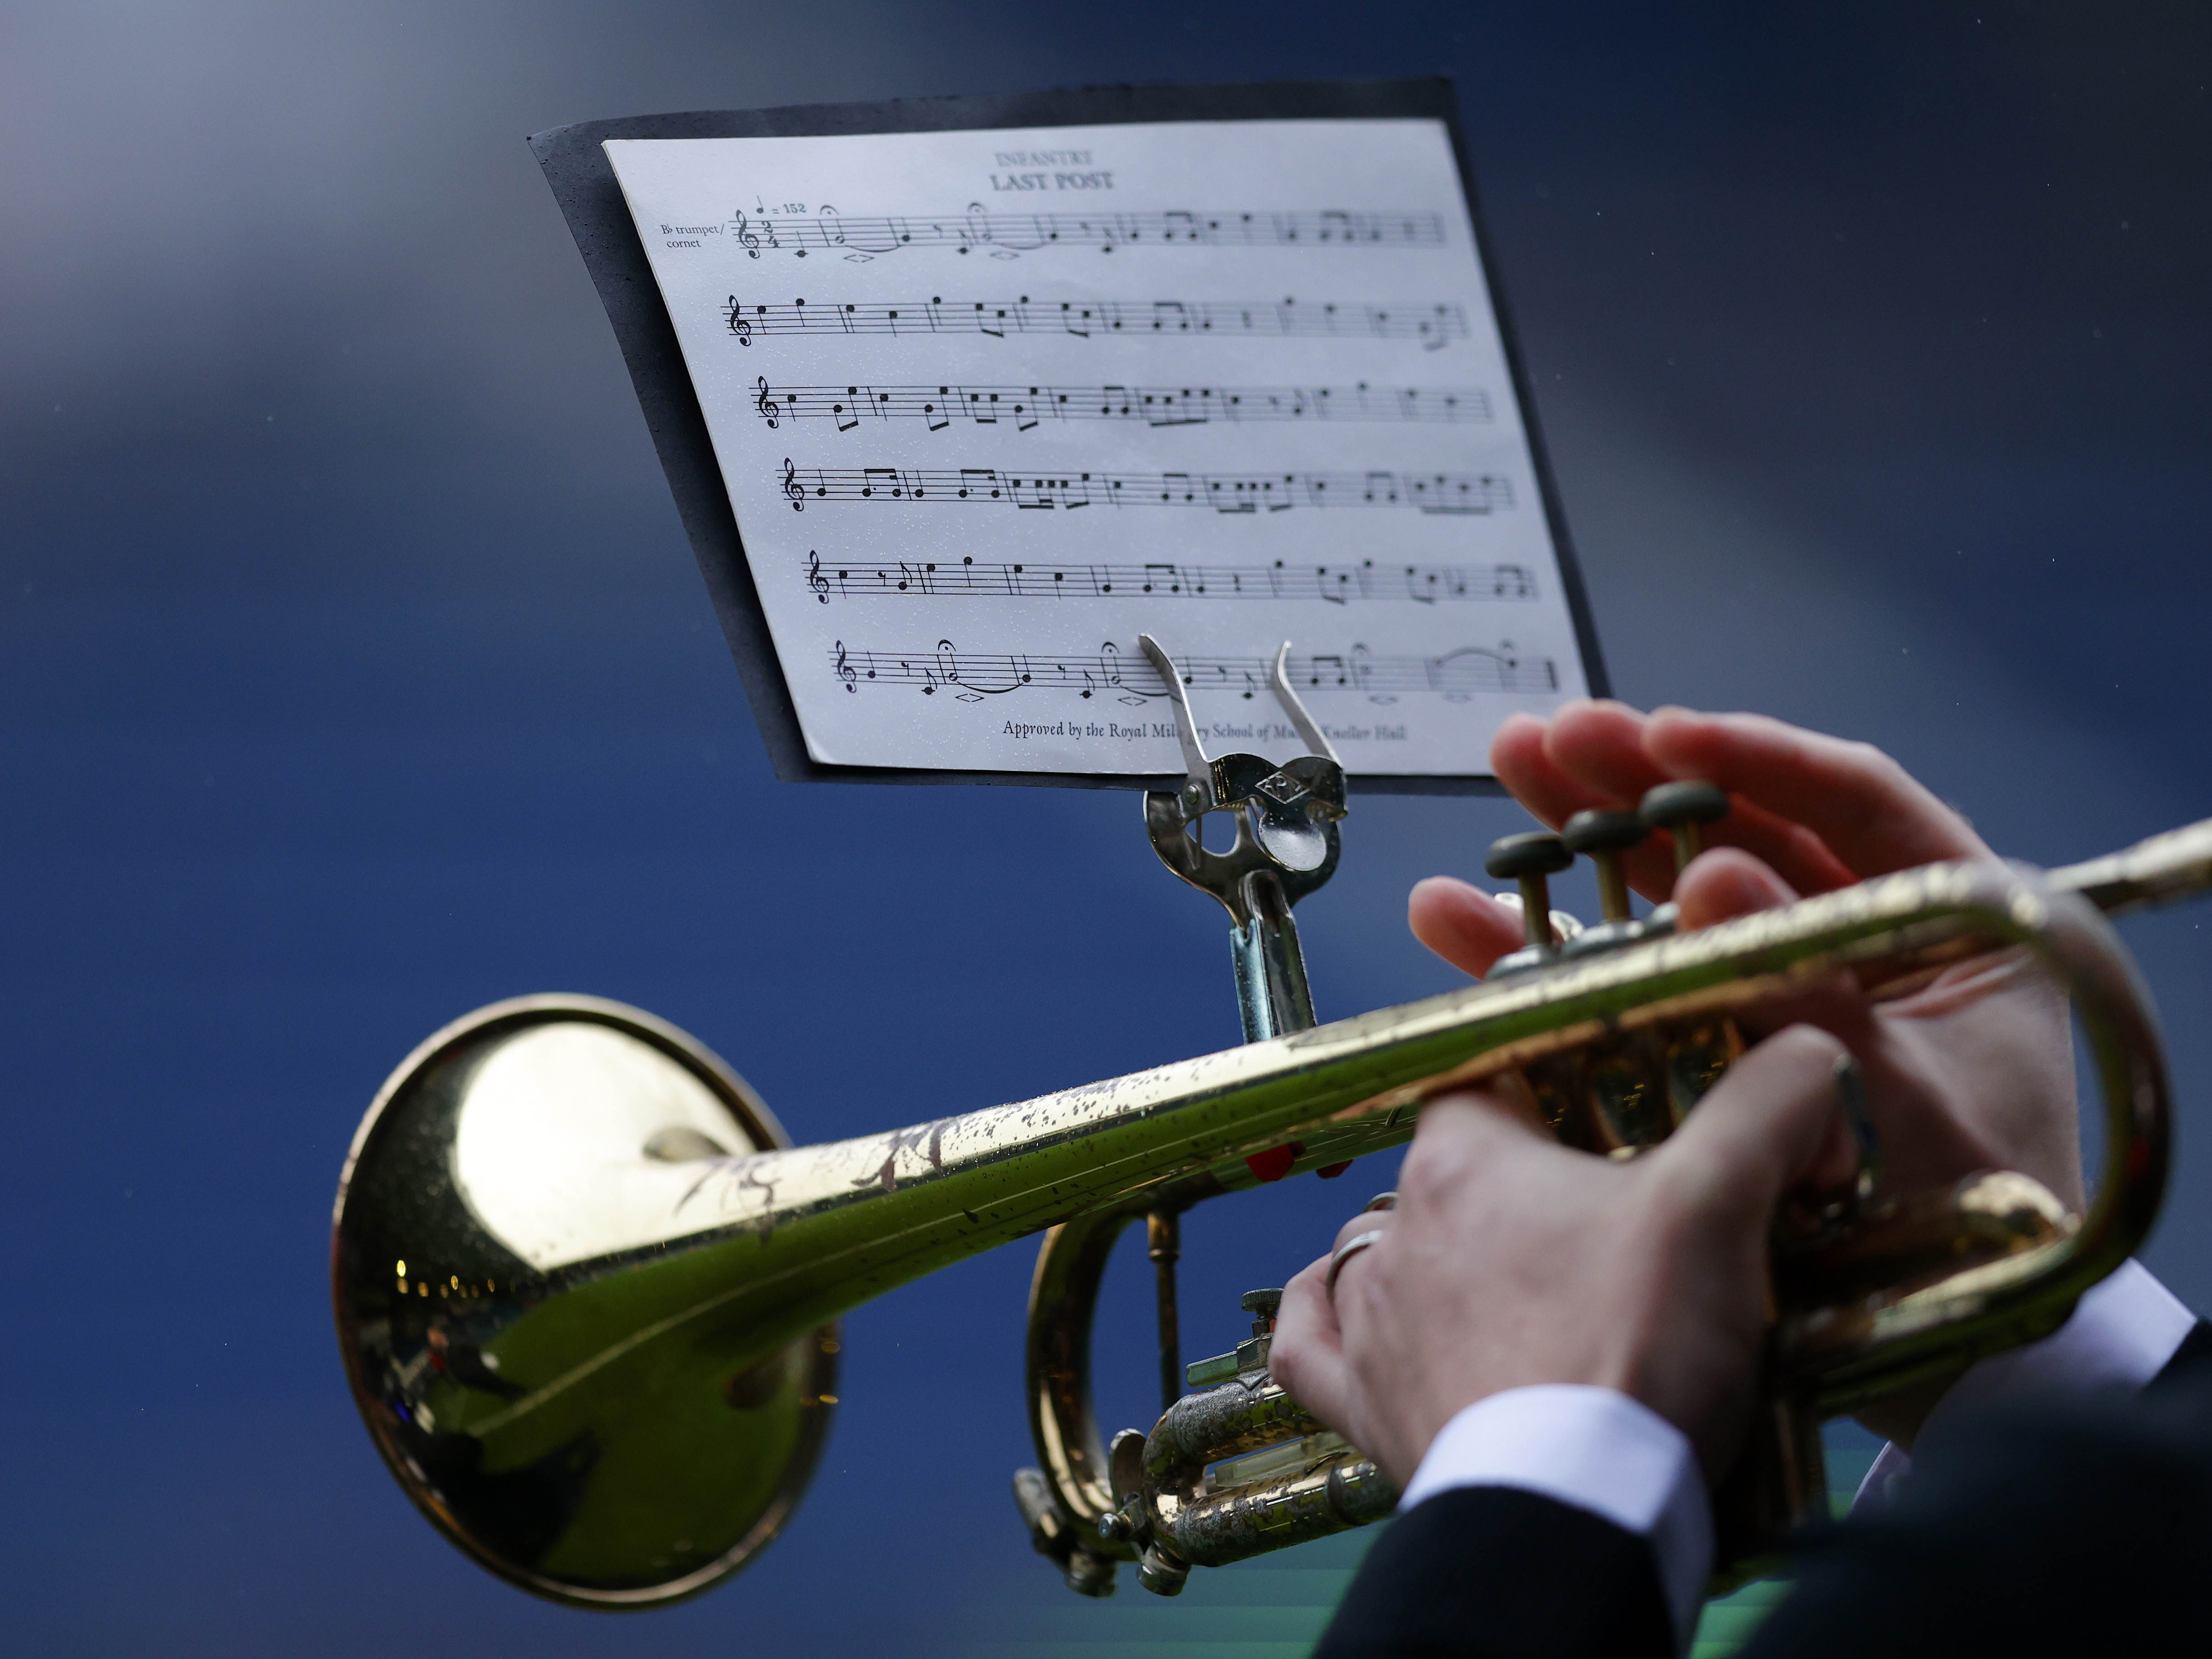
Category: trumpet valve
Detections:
[
  {"x1": 1485, "y1": 832, "x2": 1575, "y2": 974},
  {"x1": 1563, "y1": 809, "x2": 1648, "y2": 924},
  {"x1": 1639, "y1": 780, "x2": 1730, "y2": 875},
  {"x1": 1240, "y1": 1287, "x2": 1282, "y2": 1334},
  {"x1": 1137, "y1": 1544, "x2": 1192, "y2": 1597}
]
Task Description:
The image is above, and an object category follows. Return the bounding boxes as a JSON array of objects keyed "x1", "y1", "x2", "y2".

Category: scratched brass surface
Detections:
[{"x1": 334, "y1": 825, "x2": 2203, "y2": 1607}]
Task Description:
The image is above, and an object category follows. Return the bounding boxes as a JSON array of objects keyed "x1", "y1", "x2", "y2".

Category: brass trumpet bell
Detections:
[{"x1": 331, "y1": 996, "x2": 839, "y2": 1607}]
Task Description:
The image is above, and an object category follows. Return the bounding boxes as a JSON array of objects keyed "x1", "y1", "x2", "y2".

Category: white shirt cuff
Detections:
[
  {"x1": 1400, "y1": 1384, "x2": 1713, "y2": 1653},
  {"x1": 1850, "y1": 1258, "x2": 2198, "y2": 1515}
]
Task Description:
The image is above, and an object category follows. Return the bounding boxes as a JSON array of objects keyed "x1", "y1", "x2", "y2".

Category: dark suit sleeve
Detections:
[
  {"x1": 1311, "y1": 1487, "x2": 1673, "y2": 1659},
  {"x1": 1739, "y1": 1320, "x2": 2212, "y2": 1658}
]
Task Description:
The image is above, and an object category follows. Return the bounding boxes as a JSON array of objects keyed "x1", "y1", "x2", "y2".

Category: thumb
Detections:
[
  {"x1": 1656, "y1": 1025, "x2": 1853, "y2": 1230},
  {"x1": 1409, "y1": 877, "x2": 1530, "y2": 980}
]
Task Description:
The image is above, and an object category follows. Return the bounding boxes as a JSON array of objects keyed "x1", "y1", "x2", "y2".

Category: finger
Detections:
[
  {"x1": 1270, "y1": 1257, "x2": 1358, "y2": 1429},
  {"x1": 1666, "y1": 858, "x2": 1908, "y2": 1208},
  {"x1": 1409, "y1": 877, "x2": 1528, "y2": 978},
  {"x1": 1656, "y1": 1025, "x2": 1856, "y2": 1227},
  {"x1": 1669, "y1": 794, "x2": 1858, "y2": 897},
  {"x1": 1331, "y1": 1208, "x2": 1398, "y2": 1254},
  {"x1": 1546, "y1": 699, "x2": 1667, "y2": 800},
  {"x1": 1538, "y1": 703, "x2": 1853, "y2": 897},
  {"x1": 1423, "y1": 1079, "x2": 1557, "y2": 1142},
  {"x1": 1683, "y1": 984, "x2": 1998, "y2": 1201},
  {"x1": 1398, "y1": 1086, "x2": 1563, "y2": 1206},
  {"x1": 1672, "y1": 970, "x2": 2034, "y2": 1200},
  {"x1": 1844, "y1": 1014, "x2": 2053, "y2": 1200},
  {"x1": 1645, "y1": 709, "x2": 1989, "y2": 876},
  {"x1": 1541, "y1": 702, "x2": 1685, "y2": 895},
  {"x1": 1505, "y1": 703, "x2": 1849, "y2": 900},
  {"x1": 1672, "y1": 846, "x2": 1800, "y2": 930},
  {"x1": 1490, "y1": 711, "x2": 1618, "y2": 828}
]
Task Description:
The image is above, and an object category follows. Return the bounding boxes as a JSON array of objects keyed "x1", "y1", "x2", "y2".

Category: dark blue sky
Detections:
[{"x1": 3, "y1": 3, "x2": 2208, "y2": 1652}]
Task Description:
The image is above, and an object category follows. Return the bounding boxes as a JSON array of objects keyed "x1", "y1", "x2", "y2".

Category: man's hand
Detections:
[
  {"x1": 1409, "y1": 702, "x2": 2080, "y2": 1208},
  {"x1": 1404, "y1": 701, "x2": 2081, "y2": 1445},
  {"x1": 1270, "y1": 1027, "x2": 1859, "y2": 1488}
]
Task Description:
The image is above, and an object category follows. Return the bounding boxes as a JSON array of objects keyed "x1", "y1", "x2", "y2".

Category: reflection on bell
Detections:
[{"x1": 332, "y1": 996, "x2": 839, "y2": 1608}]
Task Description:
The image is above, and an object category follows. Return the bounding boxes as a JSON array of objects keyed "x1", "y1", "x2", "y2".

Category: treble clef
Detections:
[
  {"x1": 807, "y1": 550, "x2": 830, "y2": 604},
  {"x1": 834, "y1": 640, "x2": 857, "y2": 693},
  {"x1": 734, "y1": 211, "x2": 762, "y2": 259},
  {"x1": 756, "y1": 376, "x2": 779, "y2": 427},
  {"x1": 782, "y1": 457, "x2": 805, "y2": 512},
  {"x1": 725, "y1": 296, "x2": 752, "y2": 344}
]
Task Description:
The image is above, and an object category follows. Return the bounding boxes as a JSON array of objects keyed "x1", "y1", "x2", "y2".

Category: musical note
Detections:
[
  {"x1": 713, "y1": 208, "x2": 1445, "y2": 258},
  {"x1": 962, "y1": 204, "x2": 992, "y2": 255},
  {"x1": 797, "y1": 554, "x2": 1536, "y2": 605},
  {"x1": 601, "y1": 120, "x2": 1597, "y2": 780},
  {"x1": 598, "y1": 120, "x2": 1600, "y2": 781},
  {"x1": 747, "y1": 381, "x2": 1490, "y2": 431},
  {"x1": 1305, "y1": 652, "x2": 1351, "y2": 689},
  {"x1": 718, "y1": 296, "x2": 1470, "y2": 350},
  {"x1": 1099, "y1": 639, "x2": 1129, "y2": 699},
  {"x1": 1351, "y1": 643, "x2": 1381, "y2": 701},
  {"x1": 775, "y1": 466, "x2": 1515, "y2": 516},
  {"x1": 826, "y1": 642, "x2": 1557, "y2": 702},
  {"x1": 1428, "y1": 646, "x2": 1550, "y2": 702}
]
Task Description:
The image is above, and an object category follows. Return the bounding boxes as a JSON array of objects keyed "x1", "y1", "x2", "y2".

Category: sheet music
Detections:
[{"x1": 605, "y1": 120, "x2": 1592, "y2": 777}]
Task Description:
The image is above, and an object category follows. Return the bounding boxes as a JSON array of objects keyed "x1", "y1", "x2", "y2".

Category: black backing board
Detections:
[{"x1": 530, "y1": 78, "x2": 1607, "y2": 794}]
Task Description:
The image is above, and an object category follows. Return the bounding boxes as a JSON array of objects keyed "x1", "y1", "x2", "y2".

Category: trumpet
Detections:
[{"x1": 332, "y1": 753, "x2": 2212, "y2": 1606}]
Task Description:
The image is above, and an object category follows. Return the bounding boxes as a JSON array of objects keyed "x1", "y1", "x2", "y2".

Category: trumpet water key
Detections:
[{"x1": 332, "y1": 723, "x2": 2212, "y2": 1606}]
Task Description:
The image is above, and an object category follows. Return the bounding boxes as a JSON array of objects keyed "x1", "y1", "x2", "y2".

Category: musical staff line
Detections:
[
  {"x1": 723, "y1": 296, "x2": 1468, "y2": 351},
  {"x1": 780, "y1": 464, "x2": 1514, "y2": 515},
  {"x1": 828, "y1": 639, "x2": 1557, "y2": 704},
  {"x1": 724, "y1": 207, "x2": 1445, "y2": 259},
  {"x1": 755, "y1": 379, "x2": 1491, "y2": 432},
  {"x1": 804, "y1": 552, "x2": 1536, "y2": 605}
]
